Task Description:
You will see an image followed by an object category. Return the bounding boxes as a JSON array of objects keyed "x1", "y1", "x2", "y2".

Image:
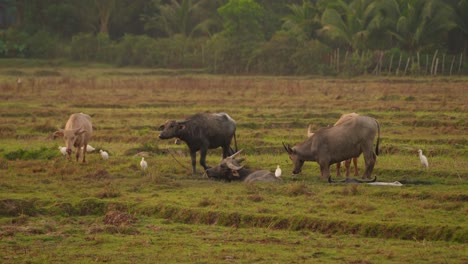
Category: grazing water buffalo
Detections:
[
  {"x1": 205, "y1": 150, "x2": 280, "y2": 183},
  {"x1": 53, "y1": 113, "x2": 93, "y2": 162},
  {"x1": 158, "y1": 112, "x2": 237, "y2": 174},
  {"x1": 308, "y1": 113, "x2": 360, "y2": 177},
  {"x1": 284, "y1": 115, "x2": 380, "y2": 179}
]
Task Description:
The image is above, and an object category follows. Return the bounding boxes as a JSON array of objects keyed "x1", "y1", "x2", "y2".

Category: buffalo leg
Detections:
[
  {"x1": 82, "y1": 144, "x2": 87, "y2": 163},
  {"x1": 362, "y1": 152, "x2": 376, "y2": 179},
  {"x1": 222, "y1": 145, "x2": 231, "y2": 158},
  {"x1": 320, "y1": 163, "x2": 330, "y2": 179},
  {"x1": 199, "y1": 148, "x2": 209, "y2": 171},
  {"x1": 190, "y1": 150, "x2": 197, "y2": 174},
  {"x1": 345, "y1": 159, "x2": 351, "y2": 177},
  {"x1": 352, "y1": 157, "x2": 359, "y2": 176},
  {"x1": 76, "y1": 148, "x2": 80, "y2": 162},
  {"x1": 336, "y1": 162, "x2": 341, "y2": 177}
]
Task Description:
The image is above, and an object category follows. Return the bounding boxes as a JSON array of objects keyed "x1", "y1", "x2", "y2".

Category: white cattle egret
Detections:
[
  {"x1": 58, "y1": 146, "x2": 67, "y2": 156},
  {"x1": 418, "y1": 149, "x2": 428, "y2": 169},
  {"x1": 275, "y1": 165, "x2": 282, "y2": 178},
  {"x1": 86, "y1": 145, "x2": 96, "y2": 152},
  {"x1": 100, "y1": 149, "x2": 109, "y2": 160},
  {"x1": 140, "y1": 157, "x2": 148, "y2": 172}
]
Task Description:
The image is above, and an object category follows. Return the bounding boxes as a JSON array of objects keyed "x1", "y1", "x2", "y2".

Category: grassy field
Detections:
[{"x1": 0, "y1": 66, "x2": 467, "y2": 263}]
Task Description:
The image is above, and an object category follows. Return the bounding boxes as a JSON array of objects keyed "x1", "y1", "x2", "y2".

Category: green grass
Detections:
[{"x1": 0, "y1": 66, "x2": 467, "y2": 263}]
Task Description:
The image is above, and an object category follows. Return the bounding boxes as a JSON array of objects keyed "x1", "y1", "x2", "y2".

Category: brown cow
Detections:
[{"x1": 53, "y1": 113, "x2": 93, "y2": 162}]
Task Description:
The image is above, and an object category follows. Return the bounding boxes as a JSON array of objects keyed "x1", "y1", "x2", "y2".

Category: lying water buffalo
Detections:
[
  {"x1": 158, "y1": 112, "x2": 237, "y2": 174},
  {"x1": 205, "y1": 150, "x2": 280, "y2": 183},
  {"x1": 284, "y1": 115, "x2": 380, "y2": 179},
  {"x1": 53, "y1": 113, "x2": 93, "y2": 162}
]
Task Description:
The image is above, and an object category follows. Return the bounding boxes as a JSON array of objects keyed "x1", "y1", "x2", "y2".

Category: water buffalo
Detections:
[
  {"x1": 53, "y1": 113, "x2": 93, "y2": 162},
  {"x1": 308, "y1": 113, "x2": 359, "y2": 177},
  {"x1": 205, "y1": 150, "x2": 280, "y2": 183},
  {"x1": 284, "y1": 115, "x2": 380, "y2": 179},
  {"x1": 158, "y1": 112, "x2": 237, "y2": 174}
]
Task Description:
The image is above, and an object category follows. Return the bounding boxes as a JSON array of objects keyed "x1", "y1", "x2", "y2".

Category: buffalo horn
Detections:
[
  {"x1": 228, "y1": 149, "x2": 243, "y2": 159},
  {"x1": 226, "y1": 159, "x2": 243, "y2": 171}
]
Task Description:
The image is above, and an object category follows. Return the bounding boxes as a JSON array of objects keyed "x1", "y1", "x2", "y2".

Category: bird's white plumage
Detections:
[
  {"x1": 418, "y1": 149, "x2": 428, "y2": 168},
  {"x1": 275, "y1": 165, "x2": 282, "y2": 177},
  {"x1": 100, "y1": 149, "x2": 109, "y2": 160},
  {"x1": 140, "y1": 157, "x2": 148, "y2": 171},
  {"x1": 58, "y1": 146, "x2": 67, "y2": 156},
  {"x1": 86, "y1": 145, "x2": 96, "y2": 152}
]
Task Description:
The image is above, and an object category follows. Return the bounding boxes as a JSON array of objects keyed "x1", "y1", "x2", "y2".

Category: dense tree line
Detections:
[{"x1": 0, "y1": 0, "x2": 466, "y2": 75}]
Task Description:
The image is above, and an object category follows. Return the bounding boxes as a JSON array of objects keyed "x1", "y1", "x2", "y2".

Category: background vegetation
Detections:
[
  {"x1": 0, "y1": 65, "x2": 466, "y2": 262},
  {"x1": 0, "y1": 0, "x2": 468, "y2": 75}
]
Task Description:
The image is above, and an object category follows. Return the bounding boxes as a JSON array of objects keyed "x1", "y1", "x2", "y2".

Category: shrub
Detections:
[
  {"x1": 113, "y1": 34, "x2": 161, "y2": 67},
  {"x1": 26, "y1": 30, "x2": 66, "y2": 59},
  {"x1": 248, "y1": 32, "x2": 297, "y2": 75},
  {"x1": 291, "y1": 40, "x2": 333, "y2": 75},
  {"x1": 0, "y1": 28, "x2": 28, "y2": 58},
  {"x1": 70, "y1": 33, "x2": 112, "y2": 62}
]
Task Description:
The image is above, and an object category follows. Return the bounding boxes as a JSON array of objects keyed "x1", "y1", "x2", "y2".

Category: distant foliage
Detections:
[{"x1": 1, "y1": 0, "x2": 466, "y2": 75}]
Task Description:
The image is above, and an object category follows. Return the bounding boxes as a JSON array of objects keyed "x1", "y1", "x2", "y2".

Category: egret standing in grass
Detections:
[
  {"x1": 140, "y1": 157, "x2": 148, "y2": 172},
  {"x1": 100, "y1": 149, "x2": 109, "y2": 160},
  {"x1": 418, "y1": 149, "x2": 428, "y2": 169},
  {"x1": 275, "y1": 165, "x2": 282, "y2": 178}
]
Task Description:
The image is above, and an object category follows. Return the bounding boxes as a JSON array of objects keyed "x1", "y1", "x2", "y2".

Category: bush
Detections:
[
  {"x1": 70, "y1": 33, "x2": 112, "y2": 62},
  {"x1": 291, "y1": 40, "x2": 333, "y2": 75},
  {"x1": 27, "y1": 30, "x2": 66, "y2": 59},
  {"x1": 113, "y1": 34, "x2": 161, "y2": 67},
  {"x1": 247, "y1": 32, "x2": 297, "y2": 75},
  {"x1": 0, "y1": 28, "x2": 28, "y2": 58}
]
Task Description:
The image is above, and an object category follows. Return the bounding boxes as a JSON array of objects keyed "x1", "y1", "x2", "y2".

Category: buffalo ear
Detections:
[
  {"x1": 75, "y1": 127, "x2": 87, "y2": 135},
  {"x1": 53, "y1": 130, "x2": 64, "y2": 139},
  {"x1": 157, "y1": 124, "x2": 165, "y2": 131},
  {"x1": 282, "y1": 142, "x2": 292, "y2": 154},
  {"x1": 178, "y1": 124, "x2": 186, "y2": 130}
]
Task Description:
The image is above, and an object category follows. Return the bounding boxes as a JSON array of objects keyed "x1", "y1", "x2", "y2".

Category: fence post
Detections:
[
  {"x1": 396, "y1": 53, "x2": 402, "y2": 76},
  {"x1": 388, "y1": 54, "x2": 394, "y2": 75},
  {"x1": 404, "y1": 57, "x2": 410, "y2": 75},
  {"x1": 450, "y1": 55, "x2": 455, "y2": 76},
  {"x1": 459, "y1": 53, "x2": 463, "y2": 74},
  {"x1": 430, "y1": 50, "x2": 438, "y2": 75}
]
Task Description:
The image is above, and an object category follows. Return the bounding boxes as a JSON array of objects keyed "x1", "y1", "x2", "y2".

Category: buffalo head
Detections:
[
  {"x1": 205, "y1": 150, "x2": 244, "y2": 181},
  {"x1": 283, "y1": 142, "x2": 304, "y2": 175},
  {"x1": 53, "y1": 127, "x2": 87, "y2": 156},
  {"x1": 158, "y1": 120, "x2": 186, "y2": 139}
]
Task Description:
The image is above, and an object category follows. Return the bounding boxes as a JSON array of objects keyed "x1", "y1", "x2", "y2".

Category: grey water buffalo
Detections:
[
  {"x1": 158, "y1": 112, "x2": 237, "y2": 174},
  {"x1": 205, "y1": 150, "x2": 280, "y2": 183},
  {"x1": 53, "y1": 113, "x2": 93, "y2": 162},
  {"x1": 308, "y1": 113, "x2": 360, "y2": 177},
  {"x1": 285, "y1": 115, "x2": 380, "y2": 179}
]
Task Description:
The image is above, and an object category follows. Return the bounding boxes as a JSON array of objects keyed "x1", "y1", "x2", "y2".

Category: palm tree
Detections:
[
  {"x1": 281, "y1": 1, "x2": 321, "y2": 42},
  {"x1": 143, "y1": 0, "x2": 222, "y2": 38},
  {"x1": 318, "y1": 0, "x2": 392, "y2": 51},
  {"x1": 388, "y1": 0, "x2": 456, "y2": 52}
]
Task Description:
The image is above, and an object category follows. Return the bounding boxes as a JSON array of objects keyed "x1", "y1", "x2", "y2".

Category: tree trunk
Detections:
[
  {"x1": 96, "y1": 0, "x2": 115, "y2": 35},
  {"x1": 15, "y1": 0, "x2": 25, "y2": 28}
]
